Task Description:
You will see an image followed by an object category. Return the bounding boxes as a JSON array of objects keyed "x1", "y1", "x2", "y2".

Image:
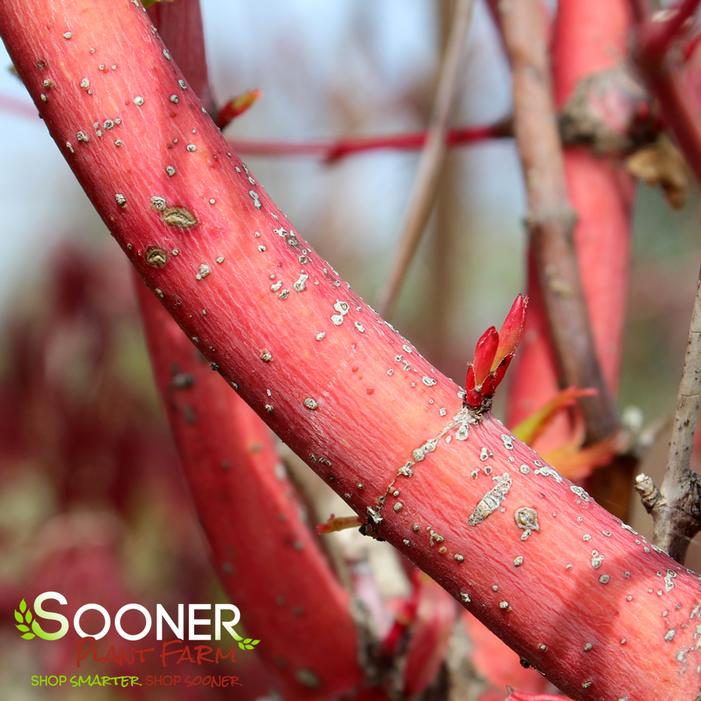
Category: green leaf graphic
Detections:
[
  {"x1": 15, "y1": 599, "x2": 36, "y2": 639},
  {"x1": 237, "y1": 637, "x2": 260, "y2": 651}
]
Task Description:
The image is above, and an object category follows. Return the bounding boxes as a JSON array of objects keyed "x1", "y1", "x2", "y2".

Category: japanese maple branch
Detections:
[
  {"x1": 2, "y1": 3, "x2": 700, "y2": 698},
  {"x1": 379, "y1": 0, "x2": 474, "y2": 318},
  {"x1": 496, "y1": 0, "x2": 621, "y2": 446}
]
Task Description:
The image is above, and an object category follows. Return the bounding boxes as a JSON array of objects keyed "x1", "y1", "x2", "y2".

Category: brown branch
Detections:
[
  {"x1": 378, "y1": 0, "x2": 475, "y2": 318},
  {"x1": 497, "y1": 0, "x2": 620, "y2": 445},
  {"x1": 635, "y1": 267, "x2": 701, "y2": 563}
]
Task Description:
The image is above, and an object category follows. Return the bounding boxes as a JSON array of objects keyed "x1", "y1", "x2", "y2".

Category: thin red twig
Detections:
[
  {"x1": 0, "y1": 91, "x2": 512, "y2": 157},
  {"x1": 229, "y1": 121, "x2": 510, "y2": 160}
]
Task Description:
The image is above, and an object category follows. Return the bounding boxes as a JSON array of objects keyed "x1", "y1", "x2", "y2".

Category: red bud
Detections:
[
  {"x1": 492, "y1": 294, "x2": 528, "y2": 371},
  {"x1": 463, "y1": 296, "x2": 527, "y2": 413},
  {"x1": 472, "y1": 326, "x2": 498, "y2": 387}
]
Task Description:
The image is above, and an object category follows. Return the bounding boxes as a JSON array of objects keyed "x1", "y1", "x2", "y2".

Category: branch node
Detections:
[{"x1": 634, "y1": 472, "x2": 664, "y2": 513}]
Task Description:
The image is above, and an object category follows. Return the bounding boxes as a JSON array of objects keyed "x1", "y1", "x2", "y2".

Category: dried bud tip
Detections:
[
  {"x1": 316, "y1": 514, "x2": 361, "y2": 534},
  {"x1": 216, "y1": 88, "x2": 261, "y2": 130}
]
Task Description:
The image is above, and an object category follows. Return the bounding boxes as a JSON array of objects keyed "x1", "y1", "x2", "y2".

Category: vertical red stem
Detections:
[{"x1": 138, "y1": 3, "x2": 373, "y2": 697}]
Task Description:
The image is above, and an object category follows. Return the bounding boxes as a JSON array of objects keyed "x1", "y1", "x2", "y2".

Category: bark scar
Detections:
[{"x1": 361, "y1": 407, "x2": 477, "y2": 537}]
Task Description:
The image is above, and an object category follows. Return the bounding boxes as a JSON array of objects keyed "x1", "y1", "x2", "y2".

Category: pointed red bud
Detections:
[
  {"x1": 472, "y1": 326, "x2": 498, "y2": 387},
  {"x1": 464, "y1": 296, "x2": 527, "y2": 412},
  {"x1": 490, "y1": 353, "x2": 513, "y2": 390},
  {"x1": 465, "y1": 364, "x2": 476, "y2": 392},
  {"x1": 492, "y1": 294, "x2": 528, "y2": 371}
]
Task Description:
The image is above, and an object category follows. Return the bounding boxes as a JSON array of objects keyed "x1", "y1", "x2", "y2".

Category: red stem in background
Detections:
[
  {"x1": 1, "y1": 3, "x2": 700, "y2": 698},
  {"x1": 0, "y1": 91, "x2": 37, "y2": 119},
  {"x1": 140, "y1": 3, "x2": 375, "y2": 698},
  {"x1": 0, "y1": 92, "x2": 510, "y2": 157},
  {"x1": 632, "y1": 0, "x2": 701, "y2": 184},
  {"x1": 227, "y1": 121, "x2": 511, "y2": 160},
  {"x1": 640, "y1": 0, "x2": 701, "y2": 61}
]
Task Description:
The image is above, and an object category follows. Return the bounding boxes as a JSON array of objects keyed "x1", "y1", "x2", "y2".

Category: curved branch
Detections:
[{"x1": 138, "y1": 3, "x2": 374, "y2": 696}]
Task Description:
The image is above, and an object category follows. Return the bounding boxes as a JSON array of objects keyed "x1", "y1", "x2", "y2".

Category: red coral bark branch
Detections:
[
  {"x1": 138, "y1": 286, "x2": 368, "y2": 698},
  {"x1": 1, "y1": 3, "x2": 700, "y2": 698}
]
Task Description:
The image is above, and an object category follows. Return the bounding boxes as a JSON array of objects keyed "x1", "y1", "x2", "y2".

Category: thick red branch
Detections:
[{"x1": 1, "y1": 3, "x2": 700, "y2": 698}]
